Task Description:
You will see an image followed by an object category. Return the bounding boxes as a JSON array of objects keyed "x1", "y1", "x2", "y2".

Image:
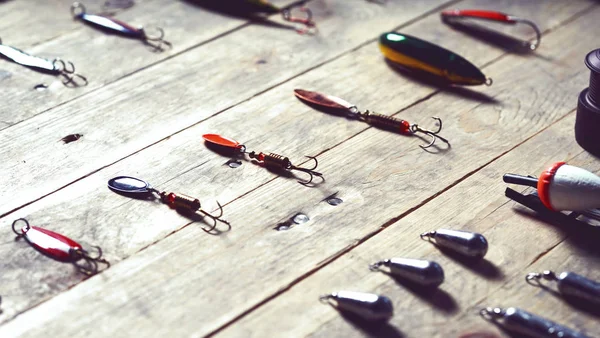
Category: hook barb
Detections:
[
  {"x1": 291, "y1": 156, "x2": 322, "y2": 185},
  {"x1": 198, "y1": 201, "x2": 230, "y2": 232},
  {"x1": 411, "y1": 117, "x2": 449, "y2": 149}
]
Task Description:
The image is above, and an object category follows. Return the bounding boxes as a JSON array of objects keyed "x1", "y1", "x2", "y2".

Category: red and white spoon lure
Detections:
[
  {"x1": 294, "y1": 89, "x2": 449, "y2": 149},
  {"x1": 441, "y1": 9, "x2": 541, "y2": 51},
  {"x1": 12, "y1": 218, "x2": 109, "y2": 275},
  {"x1": 504, "y1": 162, "x2": 600, "y2": 212},
  {"x1": 202, "y1": 133, "x2": 323, "y2": 185}
]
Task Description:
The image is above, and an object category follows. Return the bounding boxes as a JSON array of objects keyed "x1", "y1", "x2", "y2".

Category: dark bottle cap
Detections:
[{"x1": 575, "y1": 49, "x2": 600, "y2": 156}]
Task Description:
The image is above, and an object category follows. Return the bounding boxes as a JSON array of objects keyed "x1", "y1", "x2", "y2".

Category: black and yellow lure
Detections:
[{"x1": 379, "y1": 32, "x2": 491, "y2": 86}]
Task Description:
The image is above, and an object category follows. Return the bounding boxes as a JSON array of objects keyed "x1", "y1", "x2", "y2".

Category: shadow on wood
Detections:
[
  {"x1": 338, "y1": 311, "x2": 405, "y2": 338},
  {"x1": 384, "y1": 272, "x2": 459, "y2": 314}
]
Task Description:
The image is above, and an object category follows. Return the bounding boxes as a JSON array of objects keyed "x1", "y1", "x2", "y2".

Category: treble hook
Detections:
[
  {"x1": 142, "y1": 26, "x2": 172, "y2": 52},
  {"x1": 52, "y1": 58, "x2": 88, "y2": 87},
  {"x1": 71, "y1": 246, "x2": 110, "y2": 275},
  {"x1": 410, "y1": 117, "x2": 450, "y2": 149},
  {"x1": 281, "y1": 5, "x2": 317, "y2": 35},
  {"x1": 289, "y1": 156, "x2": 323, "y2": 185},
  {"x1": 196, "y1": 201, "x2": 230, "y2": 232}
]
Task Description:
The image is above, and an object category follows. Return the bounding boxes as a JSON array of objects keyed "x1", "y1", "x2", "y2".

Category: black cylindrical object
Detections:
[{"x1": 575, "y1": 49, "x2": 600, "y2": 156}]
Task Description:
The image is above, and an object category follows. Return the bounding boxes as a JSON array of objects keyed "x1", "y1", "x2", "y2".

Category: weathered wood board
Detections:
[{"x1": 0, "y1": 0, "x2": 598, "y2": 337}]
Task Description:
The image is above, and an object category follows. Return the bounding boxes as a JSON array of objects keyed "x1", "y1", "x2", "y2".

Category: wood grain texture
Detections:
[
  {"x1": 0, "y1": 0, "x2": 456, "y2": 324},
  {"x1": 1, "y1": 1, "x2": 597, "y2": 336}
]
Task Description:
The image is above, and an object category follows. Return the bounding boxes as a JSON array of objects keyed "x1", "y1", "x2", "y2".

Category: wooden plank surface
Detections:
[{"x1": 1, "y1": 0, "x2": 599, "y2": 337}]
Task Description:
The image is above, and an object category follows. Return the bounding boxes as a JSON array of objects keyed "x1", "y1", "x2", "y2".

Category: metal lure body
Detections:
[
  {"x1": 379, "y1": 32, "x2": 490, "y2": 86},
  {"x1": 0, "y1": 38, "x2": 87, "y2": 86},
  {"x1": 293, "y1": 89, "x2": 449, "y2": 149},
  {"x1": 527, "y1": 270, "x2": 600, "y2": 305},
  {"x1": 71, "y1": 2, "x2": 170, "y2": 50},
  {"x1": 370, "y1": 258, "x2": 444, "y2": 287},
  {"x1": 11, "y1": 218, "x2": 108, "y2": 275},
  {"x1": 421, "y1": 229, "x2": 488, "y2": 258},
  {"x1": 320, "y1": 291, "x2": 393, "y2": 321},
  {"x1": 480, "y1": 307, "x2": 590, "y2": 338}
]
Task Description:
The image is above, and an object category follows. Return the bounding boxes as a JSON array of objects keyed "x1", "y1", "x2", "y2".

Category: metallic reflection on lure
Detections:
[
  {"x1": 11, "y1": 218, "x2": 109, "y2": 275},
  {"x1": 526, "y1": 270, "x2": 600, "y2": 306},
  {"x1": 241, "y1": 0, "x2": 316, "y2": 35},
  {"x1": 480, "y1": 307, "x2": 591, "y2": 338},
  {"x1": 320, "y1": 291, "x2": 394, "y2": 321},
  {"x1": 202, "y1": 134, "x2": 323, "y2": 185},
  {"x1": 71, "y1": 2, "x2": 171, "y2": 51},
  {"x1": 0, "y1": 37, "x2": 87, "y2": 87},
  {"x1": 369, "y1": 258, "x2": 444, "y2": 287},
  {"x1": 379, "y1": 32, "x2": 491, "y2": 86},
  {"x1": 421, "y1": 229, "x2": 488, "y2": 258},
  {"x1": 294, "y1": 89, "x2": 449, "y2": 149},
  {"x1": 107, "y1": 176, "x2": 229, "y2": 231},
  {"x1": 441, "y1": 9, "x2": 541, "y2": 51}
]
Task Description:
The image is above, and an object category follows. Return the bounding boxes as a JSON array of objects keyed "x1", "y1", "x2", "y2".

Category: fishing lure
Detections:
[
  {"x1": 237, "y1": 0, "x2": 316, "y2": 35},
  {"x1": 71, "y1": 2, "x2": 171, "y2": 51},
  {"x1": 107, "y1": 176, "x2": 229, "y2": 230},
  {"x1": 0, "y1": 37, "x2": 87, "y2": 87},
  {"x1": 202, "y1": 133, "x2": 323, "y2": 185},
  {"x1": 441, "y1": 9, "x2": 541, "y2": 51},
  {"x1": 480, "y1": 307, "x2": 591, "y2": 338},
  {"x1": 369, "y1": 258, "x2": 444, "y2": 287},
  {"x1": 319, "y1": 291, "x2": 393, "y2": 321},
  {"x1": 526, "y1": 270, "x2": 600, "y2": 305},
  {"x1": 379, "y1": 32, "x2": 491, "y2": 86},
  {"x1": 504, "y1": 162, "x2": 600, "y2": 218},
  {"x1": 11, "y1": 218, "x2": 109, "y2": 275},
  {"x1": 294, "y1": 89, "x2": 449, "y2": 149},
  {"x1": 421, "y1": 229, "x2": 488, "y2": 259}
]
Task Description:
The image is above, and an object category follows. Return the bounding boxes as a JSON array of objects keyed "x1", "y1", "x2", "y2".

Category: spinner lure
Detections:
[
  {"x1": 12, "y1": 218, "x2": 109, "y2": 275},
  {"x1": 236, "y1": 0, "x2": 316, "y2": 34},
  {"x1": 441, "y1": 9, "x2": 541, "y2": 51},
  {"x1": 480, "y1": 307, "x2": 591, "y2": 338},
  {"x1": 379, "y1": 32, "x2": 491, "y2": 86},
  {"x1": 294, "y1": 89, "x2": 449, "y2": 149},
  {"x1": 203, "y1": 133, "x2": 323, "y2": 185},
  {"x1": 526, "y1": 270, "x2": 600, "y2": 306},
  {"x1": 0, "y1": 37, "x2": 87, "y2": 87},
  {"x1": 108, "y1": 176, "x2": 229, "y2": 230},
  {"x1": 504, "y1": 162, "x2": 600, "y2": 219},
  {"x1": 71, "y1": 2, "x2": 171, "y2": 51}
]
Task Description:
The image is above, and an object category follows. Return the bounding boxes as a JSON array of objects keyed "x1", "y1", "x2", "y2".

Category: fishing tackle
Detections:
[
  {"x1": 504, "y1": 162, "x2": 600, "y2": 217},
  {"x1": 421, "y1": 229, "x2": 488, "y2": 259},
  {"x1": 294, "y1": 89, "x2": 449, "y2": 149},
  {"x1": 236, "y1": 0, "x2": 316, "y2": 35},
  {"x1": 11, "y1": 218, "x2": 109, "y2": 275},
  {"x1": 202, "y1": 133, "x2": 323, "y2": 185},
  {"x1": 369, "y1": 258, "x2": 444, "y2": 287},
  {"x1": 441, "y1": 9, "x2": 541, "y2": 51},
  {"x1": 526, "y1": 270, "x2": 600, "y2": 305},
  {"x1": 480, "y1": 307, "x2": 591, "y2": 338},
  {"x1": 103, "y1": 0, "x2": 134, "y2": 10},
  {"x1": 71, "y1": 2, "x2": 171, "y2": 51},
  {"x1": 379, "y1": 32, "x2": 491, "y2": 86},
  {"x1": 107, "y1": 176, "x2": 229, "y2": 230},
  {"x1": 0, "y1": 37, "x2": 87, "y2": 87},
  {"x1": 319, "y1": 291, "x2": 393, "y2": 321}
]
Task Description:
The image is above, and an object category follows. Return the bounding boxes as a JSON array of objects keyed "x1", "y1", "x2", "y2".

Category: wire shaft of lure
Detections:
[
  {"x1": 0, "y1": 37, "x2": 87, "y2": 86},
  {"x1": 202, "y1": 134, "x2": 322, "y2": 185},
  {"x1": 71, "y1": 2, "x2": 171, "y2": 51},
  {"x1": 107, "y1": 176, "x2": 229, "y2": 231},
  {"x1": 11, "y1": 218, "x2": 109, "y2": 275}
]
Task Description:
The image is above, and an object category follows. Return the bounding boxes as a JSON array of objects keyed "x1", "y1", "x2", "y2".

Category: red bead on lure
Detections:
[
  {"x1": 441, "y1": 9, "x2": 541, "y2": 51},
  {"x1": 12, "y1": 218, "x2": 109, "y2": 275},
  {"x1": 504, "y1": 162, "x2": 600, "y2": 214},
  {"x1": 294, "y1": 89, "x2": 449, "y2": 149},
  {"x1": 202, "y1": 134, "x2": 323, "y2": 185}
]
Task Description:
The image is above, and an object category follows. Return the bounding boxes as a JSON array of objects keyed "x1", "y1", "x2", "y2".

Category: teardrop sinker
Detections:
[{"x1": 379, "y1": 32, "x2": 491, "y2": 86}]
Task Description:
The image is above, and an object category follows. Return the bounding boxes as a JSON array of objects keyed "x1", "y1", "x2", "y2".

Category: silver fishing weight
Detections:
[
  {"x1": 421, "y1": 229, "x2": 488, "y2": 258},
  {"x1": 319, "y1": 291, "x2": 394, "y2": 321},
  {"x1": 480, "y1": 307, "x2": 591, "y2": 338},
  {"x1": 369, "y1": 258, "x2": 444, "y2": 288},
  {"x1": 526, "y1": 270, "x2": 600, "y2": 305}
]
